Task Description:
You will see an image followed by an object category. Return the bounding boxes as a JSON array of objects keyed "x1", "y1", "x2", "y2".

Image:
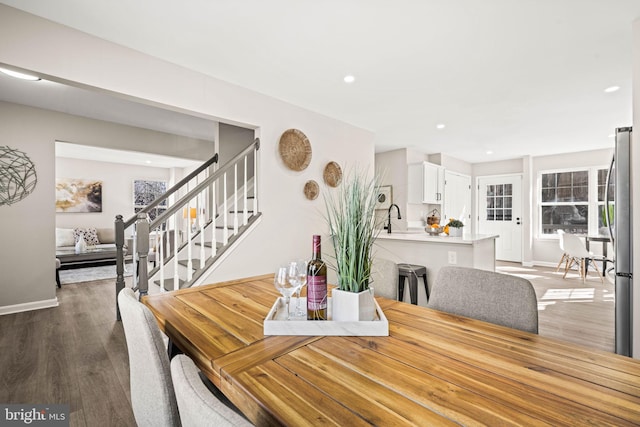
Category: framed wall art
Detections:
[
  {"x1": 375, "y1": 185, "x2": 392, "y2": 210},
  {"x1": 56, "y1": 178, "x2": 103, "y2": 212}
]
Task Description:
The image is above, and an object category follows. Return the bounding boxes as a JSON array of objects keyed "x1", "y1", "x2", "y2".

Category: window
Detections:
[
  {"x1": 486, "y1": 184, "x2": 513, "y2": 221},
  {"x1": 133, "y1": 180, "x2": 167, "y2": 221},
  {"x1": 597, "y1": 168, "x2": 615, "y2": 231},
  {"x1": 539, "y1": 168, "x2": 612, "y2": 236}
]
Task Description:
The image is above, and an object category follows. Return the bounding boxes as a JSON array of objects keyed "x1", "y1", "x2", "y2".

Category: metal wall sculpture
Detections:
[{"x1": 0, "y1": 145, "x2": 37, "y2": 206}]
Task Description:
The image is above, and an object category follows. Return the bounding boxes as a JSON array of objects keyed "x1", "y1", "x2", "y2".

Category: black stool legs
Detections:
[{"x1": 398, "y1": 264, "x2": 428, "y2": 305}]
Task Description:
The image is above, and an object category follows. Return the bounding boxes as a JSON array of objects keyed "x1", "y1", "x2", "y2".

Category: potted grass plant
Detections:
[{"x1": 324, "y1": 169, "x2": 383, "y2": 321}]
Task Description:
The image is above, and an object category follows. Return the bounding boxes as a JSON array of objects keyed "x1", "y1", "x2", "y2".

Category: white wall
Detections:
[
  {"x1": 0, "y1": 5, "x2": 374, "y2": 312},
  {"x1": 0, "y1": 100, "x2": 202, "y2": 311},
  {"x1": 56, "y1": 157, "x2": 171, "y2": 230},
  {"x1": 0, "y1": 102, "x2": 56, "y2": 312}
]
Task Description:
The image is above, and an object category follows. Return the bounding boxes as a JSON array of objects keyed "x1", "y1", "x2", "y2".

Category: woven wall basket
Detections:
[
  {"x1": 304, "y1": 180, "x2": 319, "y2": 200},
  {"x1": 278, "y1": 129, "x2": 312, "y2": 171},
  {"x1": 323, "y1": 161, "x2": 342, "y2": 187}
]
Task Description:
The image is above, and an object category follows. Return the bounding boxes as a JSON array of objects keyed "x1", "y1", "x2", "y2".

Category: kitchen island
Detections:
[{"x1": 375, "y1": 231, "x2": 498, "y2": 306}]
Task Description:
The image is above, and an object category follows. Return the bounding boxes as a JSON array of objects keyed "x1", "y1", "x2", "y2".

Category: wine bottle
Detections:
[{"x1": 307, "y1": 235, "x2": 327, "y2": 320}]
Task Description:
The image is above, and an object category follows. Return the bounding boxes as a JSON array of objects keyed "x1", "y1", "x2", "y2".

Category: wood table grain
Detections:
[{"x1": 142, "y1": 274, "x2": 640, "y2": 426}]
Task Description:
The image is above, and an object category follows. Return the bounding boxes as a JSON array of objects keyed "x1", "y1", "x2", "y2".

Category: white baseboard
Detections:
[
  {"x1": 0, "y1": 297, "x2": 59, "y2": 316},
  {"x1": 532, "y1": 261, "x2": 557, "y2": 268}
]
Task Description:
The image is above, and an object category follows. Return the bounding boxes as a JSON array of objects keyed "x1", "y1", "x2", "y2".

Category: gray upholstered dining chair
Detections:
[
  {"x1": 369, "y1": 258, "x2": 399, "y2": 300},
  {"x1": 427, "y1": 266, "x2": 539, "y2": 334},
  {"x1": 118, "y1": 288, "x2": 181, "y2": 427},
  {"x1": 171, "y1": 355, "x2": 252, "y2": 427}
]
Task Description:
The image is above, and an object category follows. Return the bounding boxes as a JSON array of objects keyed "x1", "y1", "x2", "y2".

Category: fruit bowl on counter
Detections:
[{"x1": 426, "y1": 225, "x2": 444, "y2": 236}]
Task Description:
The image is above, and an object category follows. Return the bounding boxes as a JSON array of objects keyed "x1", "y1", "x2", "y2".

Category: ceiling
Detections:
[{"x1": 2, "y1": 0, "x2": 640, "y2": 164}]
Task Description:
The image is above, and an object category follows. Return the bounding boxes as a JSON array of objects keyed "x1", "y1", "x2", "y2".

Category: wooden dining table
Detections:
[{"x1": 142, "y1": 274, "x2": 640, "y2": 426}]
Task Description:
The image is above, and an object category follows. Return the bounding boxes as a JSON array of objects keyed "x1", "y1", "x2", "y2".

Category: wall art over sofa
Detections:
[{"x1": 55, "y1": 178, "x2": 103, "y2": 212}]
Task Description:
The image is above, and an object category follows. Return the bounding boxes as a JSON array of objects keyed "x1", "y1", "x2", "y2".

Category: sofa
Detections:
[{"x1": 56, "y1": 227, "x2": 127, "y2": 267}]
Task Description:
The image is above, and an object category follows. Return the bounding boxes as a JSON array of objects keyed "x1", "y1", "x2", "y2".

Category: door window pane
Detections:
[
  {"x1": 487, "y1": 183, "x2": 514, "y2": 222},
  {"x1": 504, "y1": 197, "x2": 512, "y2": 208}
]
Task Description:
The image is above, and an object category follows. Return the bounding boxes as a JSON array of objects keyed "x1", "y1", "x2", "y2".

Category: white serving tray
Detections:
[{"x1": 263, "y1": 297, "x2": 389, "y2": 336}]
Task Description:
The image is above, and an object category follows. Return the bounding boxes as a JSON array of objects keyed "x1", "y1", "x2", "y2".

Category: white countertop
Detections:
[{"x1": 376, "y1": 231, "x2": 498, "y2": 245}]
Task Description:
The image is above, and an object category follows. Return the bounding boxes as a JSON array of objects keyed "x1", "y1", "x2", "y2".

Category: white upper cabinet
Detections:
[
  {"x1": 443, "y1": 170, "x2": 472, "y2": 225},
  {"x1": 408, "y1": 162, "x2": 444, "y2": 204}
]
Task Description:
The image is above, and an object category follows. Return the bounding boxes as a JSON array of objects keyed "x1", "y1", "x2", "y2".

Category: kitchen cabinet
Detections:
[
  {"x1": 443, "y1": 170, "x2": 472, "y2": 225},
  {"x1": 408, "y1": 162, "x2": 444, "y2": 204}
]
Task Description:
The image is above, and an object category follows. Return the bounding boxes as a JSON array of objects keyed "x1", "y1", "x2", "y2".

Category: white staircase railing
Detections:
[{"x1": 115, "y1": 138, "x2": 260, "y2": 319}]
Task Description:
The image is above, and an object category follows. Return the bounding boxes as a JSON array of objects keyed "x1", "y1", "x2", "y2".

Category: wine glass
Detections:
[
  {"x1": 288, "y1": 260, "x2": 308, "y2": 318},
  {"x1": 274, "y1": 265, "x2": 298, "y2": 320}
]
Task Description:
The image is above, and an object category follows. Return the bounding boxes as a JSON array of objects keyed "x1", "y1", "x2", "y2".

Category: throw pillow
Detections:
[
  {"x1": 83, "y1": 227, "x2": 100, "y2": 246},
  {"x1": 73, "y1": 227, "x2": 101, "y2": 246},
  {"x1": 56, "y1": 228, "x2": 75, "y2": 247}
]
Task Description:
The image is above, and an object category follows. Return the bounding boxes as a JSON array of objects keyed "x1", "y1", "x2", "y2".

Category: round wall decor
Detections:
[
  {"x1": 278, "y1": 129, "x2": 312, "y2": 171},
  {"x1": 304, "y1": 180, "x2": 319, "y2": 200},
  {"x1": 0, "y1": 146, "x2": 37, "y2": 206},
  {"x1": 323, "y1": 161, "x2": 342, "y2": 187}
]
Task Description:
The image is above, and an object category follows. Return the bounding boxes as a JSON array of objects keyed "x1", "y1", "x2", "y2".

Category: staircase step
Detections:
[
  {"x1": 195, "y1": 241, "x2": 225, "y2": 249},
  {"x1": 215, "y1": 225, "x2": 236, "y2": 230},
  {"x1": 178, "y1": 259, "x2": 202, "y2": 270},
  {"x1": 154, "y1": 278, "x2": 187, "y2": 291}
]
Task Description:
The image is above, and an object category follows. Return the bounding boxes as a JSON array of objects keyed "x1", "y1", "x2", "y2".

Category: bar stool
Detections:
[{"x1": 398, "y1": 263, "x2": 428, "y2": 305}]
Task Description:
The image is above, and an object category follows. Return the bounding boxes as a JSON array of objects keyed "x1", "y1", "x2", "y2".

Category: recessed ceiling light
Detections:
[
  {"x1": 436, "y1": 124, "x2": 445, "y2": 130},
  {"x1": 145, "y1": 160, "x2": 152, "y2": 164},
  {"x1": 343, "y1": 75, "x2": 355, "y2": 84},
  {"x1": 608, "y1": 134, "x2": 615, "y2": 138},
  {"x1": 486, "y1": 150, "x2": 494, "y2": 155},
  {"x1": 604, "y1": 86, "x2": 620, "y2": 93},
  {"x1": 0, "y1": 67, "x2": 41, "y2": 81}
]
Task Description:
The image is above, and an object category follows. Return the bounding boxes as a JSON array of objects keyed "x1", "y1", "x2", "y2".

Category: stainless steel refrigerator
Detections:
[{"x1": 606, "y1": 126, "x2": 633, "y2": 356}]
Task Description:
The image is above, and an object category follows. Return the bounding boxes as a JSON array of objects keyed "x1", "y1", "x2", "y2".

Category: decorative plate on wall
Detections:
[
  {"x1": 323, "y1": 161, "x2": 342, "y2": 187},
  {"x1": 278, "y1": 129, "x2": 312, "y2": 171},
  {"x1": 304, "y1": 180, "x2": 319, "y2": 200}
]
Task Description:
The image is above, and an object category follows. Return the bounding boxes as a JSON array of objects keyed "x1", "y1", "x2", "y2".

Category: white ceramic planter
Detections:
[
  {"x1": 332, "y1": 288, "x2": 376, "y2": 321},
  {"x1": 448, "y1": 227, "x2": 463, "y2": 237}
]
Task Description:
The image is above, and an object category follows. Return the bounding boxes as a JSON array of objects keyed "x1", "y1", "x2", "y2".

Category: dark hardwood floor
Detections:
[
  {"x1": 0, "y1": 279, "x2": 136, "y2": 426},
  {"x1": 0, "y1": 263, "x2": 615, "y2": 426}
]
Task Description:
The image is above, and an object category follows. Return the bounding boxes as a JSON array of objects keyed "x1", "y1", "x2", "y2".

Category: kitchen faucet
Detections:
[{"x1": 385, "y1": 204, "x2": 402, "y2": 234}]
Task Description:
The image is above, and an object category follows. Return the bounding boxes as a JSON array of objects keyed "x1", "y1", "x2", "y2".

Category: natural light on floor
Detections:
[
  {"x1": 536, "y1": 288, "x2": 615, "y2": 310},
  {"x1": 496, "y1": 265, "x2": 548, "y2": 281}
]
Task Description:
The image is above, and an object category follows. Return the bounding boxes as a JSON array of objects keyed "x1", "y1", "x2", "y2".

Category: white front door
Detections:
[{"x1": 477, "y1": 175, "x2": 522, "y2": 262}]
